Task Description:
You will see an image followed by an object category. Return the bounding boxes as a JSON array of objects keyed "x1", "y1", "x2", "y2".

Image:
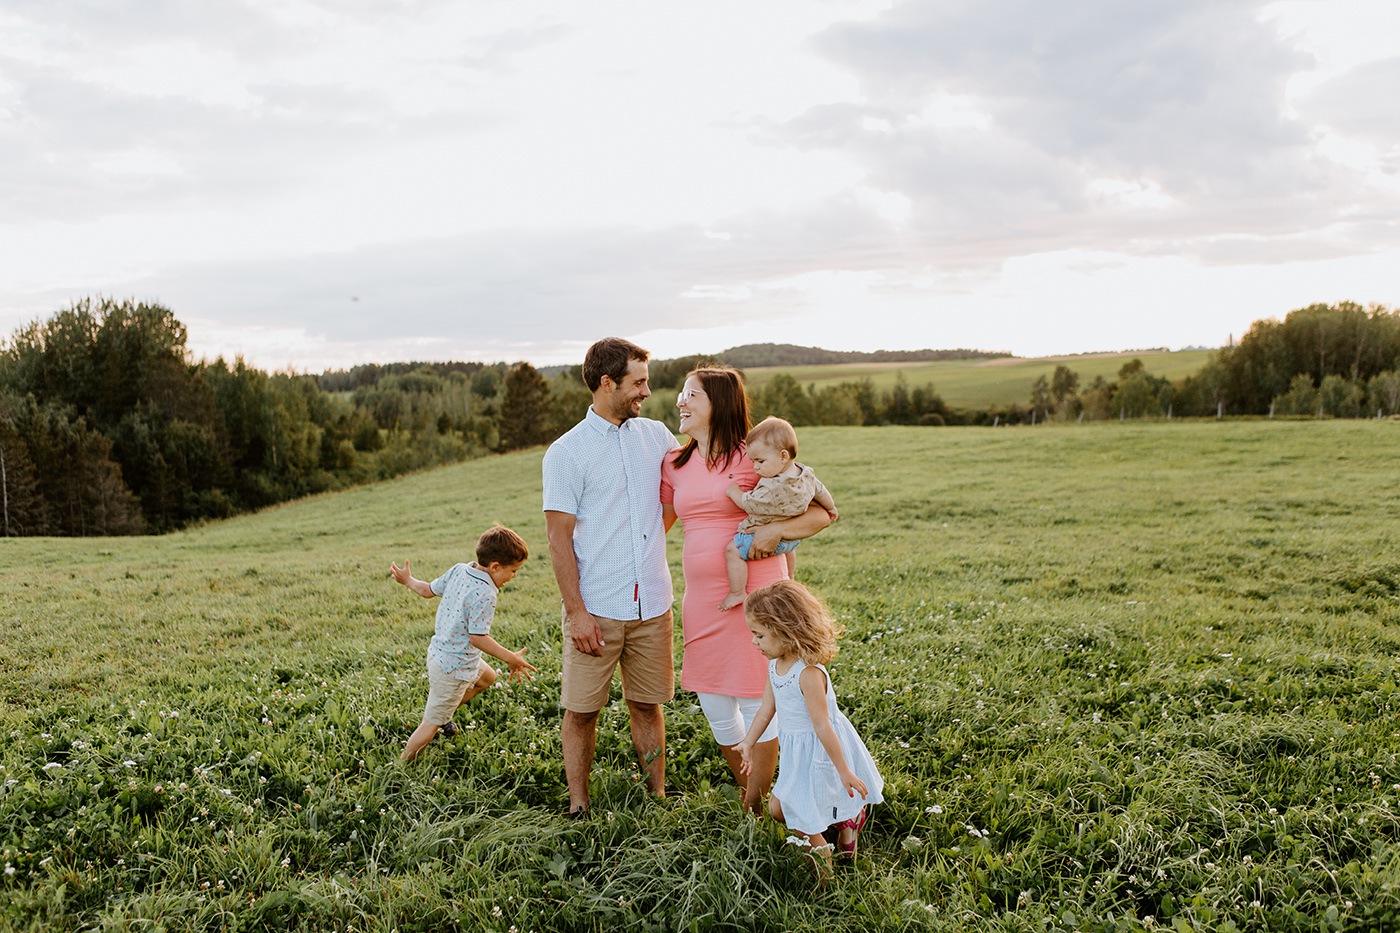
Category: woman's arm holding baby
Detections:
[{"x1": 747, "y1": 505, "x2": 831, "y2": 560}]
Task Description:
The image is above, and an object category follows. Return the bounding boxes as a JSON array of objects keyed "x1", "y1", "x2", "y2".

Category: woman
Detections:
[{"x1": 661, "y1": 366, "x2": 831, "y2": 813}]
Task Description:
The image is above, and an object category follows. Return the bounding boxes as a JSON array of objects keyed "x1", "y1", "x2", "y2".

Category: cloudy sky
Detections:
[{"x1": 2, "y1": 0, "x2": 1398, "y2": 371}]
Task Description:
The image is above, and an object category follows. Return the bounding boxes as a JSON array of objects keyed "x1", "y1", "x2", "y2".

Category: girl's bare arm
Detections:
[{"x1": 799, "y1": 665, "x2": 868, "y2": 799}]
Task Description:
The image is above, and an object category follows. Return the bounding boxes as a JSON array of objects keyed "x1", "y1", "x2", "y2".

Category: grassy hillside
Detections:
[
  {"x1": 4, "y1": 420, "x2": 1400, "y2": 931},
  {"x1": 741, "y1": 348, "x2": 1217, "y2": 409}
]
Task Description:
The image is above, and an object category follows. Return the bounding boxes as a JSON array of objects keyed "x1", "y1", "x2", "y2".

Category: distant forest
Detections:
[
  {"x1": 711, "y1": 344, "x2": 1009, "y2": 368},
  {"x1": 1, "y1": 298, "x2": 1396, "y2": 536}
]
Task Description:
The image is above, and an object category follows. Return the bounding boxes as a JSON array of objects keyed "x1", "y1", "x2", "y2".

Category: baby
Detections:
[{"x1": 720, "y1": 416, "x2": 837, "y2": 611}]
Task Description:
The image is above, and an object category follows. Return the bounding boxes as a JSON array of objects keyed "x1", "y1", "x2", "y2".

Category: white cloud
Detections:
[{"x1": 1, "y1": 0, "x2": 1397, "y2": 370}]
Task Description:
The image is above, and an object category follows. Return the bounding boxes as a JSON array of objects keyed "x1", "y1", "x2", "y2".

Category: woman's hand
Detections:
[{"x1": 747, "y1": 524, "x2": 784, "y2": 560}]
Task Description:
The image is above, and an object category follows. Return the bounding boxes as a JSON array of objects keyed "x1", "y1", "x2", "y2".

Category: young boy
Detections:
[
  {"x1": 389, "y1": 523, "x2": 537, "y2": 761},
  {"x1": 719, "y1": 417, "x2": 838, "y2": 611}
]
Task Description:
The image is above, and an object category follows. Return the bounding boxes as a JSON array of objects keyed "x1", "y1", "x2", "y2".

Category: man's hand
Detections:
[{"x1": 566, "y1": 607, "x2": 606, "y2": 657}]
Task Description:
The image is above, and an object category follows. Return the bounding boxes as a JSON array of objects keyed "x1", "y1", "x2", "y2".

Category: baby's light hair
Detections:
[
  {"x1": 746, "y1": 416, "x2": 799, "y2": 459},
  {"x1": 744, "y1": 580, "x2": 841, "y2": 665}
]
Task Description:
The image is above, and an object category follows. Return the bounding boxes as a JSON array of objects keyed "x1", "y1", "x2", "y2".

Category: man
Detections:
[{"x1": 542, "y1": 337, "x2": 679, "y2": 815}]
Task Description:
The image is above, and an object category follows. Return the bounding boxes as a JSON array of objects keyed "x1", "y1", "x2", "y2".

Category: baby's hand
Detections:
[
  {"x1": 725, "y1": 482, "x2": 741, "y2": 498},
  {"x1": 389, "y1": 560, "x2": 412, "y2": 585},
  {"x1": 506, "y1": 648, "x2": 537, "y2": 683},
  {"x1": 827, "y1": 507, "x2": 839, "y2": 522}
]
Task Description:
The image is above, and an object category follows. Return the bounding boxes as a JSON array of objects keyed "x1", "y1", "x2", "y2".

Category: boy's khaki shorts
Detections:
[
  {"x1": 560, "y1": 609, "x2": 675, "y2": 713},
  {"x1": 423, "y1": 656, "x2": 484, "y2": 725}
]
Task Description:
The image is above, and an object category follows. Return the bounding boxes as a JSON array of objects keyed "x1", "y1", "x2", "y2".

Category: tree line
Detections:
[
  {"x1": 1018, "y1": 302, "x2": 1400, "y2": 424},
  {"x1": 0, "y1": 299, "x2": 593, "y2": 536},
  {"x1": 3, "y1": 298, "x2": 1393, "y2": 536}
]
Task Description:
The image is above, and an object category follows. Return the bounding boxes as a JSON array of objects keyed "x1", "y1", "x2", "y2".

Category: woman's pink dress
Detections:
[{"x1": 661, "y1": 447, "x2": 790, "y2": 698}]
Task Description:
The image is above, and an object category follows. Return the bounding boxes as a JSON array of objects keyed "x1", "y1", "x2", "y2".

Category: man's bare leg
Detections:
[
  {"x1": 562, "y1": 709, "x2": 600, "y2": 813},
  {"x1": 626, "y1": 700, "x2": 666, "y2": 797}
]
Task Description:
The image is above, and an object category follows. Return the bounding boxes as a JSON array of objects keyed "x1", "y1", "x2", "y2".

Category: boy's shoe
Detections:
[{"x1": 438, "y1": 721, "x2": 460, "y2": 738}]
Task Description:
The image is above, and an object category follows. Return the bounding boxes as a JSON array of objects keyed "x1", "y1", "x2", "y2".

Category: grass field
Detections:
[
  {"x1": 740, "y1": 349, "x2": 1217, "y2": 410},
  {"x1": 4, "y1": 419, "x2": 1400, "y2": 931}
]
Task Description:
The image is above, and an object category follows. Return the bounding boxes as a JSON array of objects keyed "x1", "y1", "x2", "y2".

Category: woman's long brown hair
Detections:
[{"x1": 672, "y1": 366, "x2": 751, "y2": 471}]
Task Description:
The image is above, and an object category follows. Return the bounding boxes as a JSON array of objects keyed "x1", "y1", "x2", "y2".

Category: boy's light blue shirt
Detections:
[{"x1": 427, "y1": 562, "x2": 497, "y2": 679}]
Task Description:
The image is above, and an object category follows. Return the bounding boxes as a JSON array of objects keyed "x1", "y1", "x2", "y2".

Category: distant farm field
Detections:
[
  {"x1": 741, "y1": 348, "x2": 1217, "y2": 409},
  {"x1": 4, "y1": 420, "x2": 1400, "y2": 932}
]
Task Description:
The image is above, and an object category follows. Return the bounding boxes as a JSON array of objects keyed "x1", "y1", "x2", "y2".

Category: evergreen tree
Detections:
[
  {"x1": 0, "y1": 415, "x2": 48, "y2": 536},
  {"x1": 497, "y1": 362, "x2": 552, "y2": 450}
]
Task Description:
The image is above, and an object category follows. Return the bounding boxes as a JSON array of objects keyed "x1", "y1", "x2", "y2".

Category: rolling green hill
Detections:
[
  {"x1": 740, "y1": 348, "x2": 1217, "y2": 409},
  {"x1": 4, "y1": 420, "x2": 1399, "y2": 930}
]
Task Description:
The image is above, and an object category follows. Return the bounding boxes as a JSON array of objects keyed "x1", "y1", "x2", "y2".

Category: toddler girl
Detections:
[{"x1": 736, "y1": 580, "x2": 883, "y2": 863}]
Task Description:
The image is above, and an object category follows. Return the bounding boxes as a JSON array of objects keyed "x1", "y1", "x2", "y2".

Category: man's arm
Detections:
[
  {"x1": 545, "y1": 510, "x2": 605, "y2": 657},
  {"x1": 747, "y1": 504, "x2": 832, "y2": 559}
]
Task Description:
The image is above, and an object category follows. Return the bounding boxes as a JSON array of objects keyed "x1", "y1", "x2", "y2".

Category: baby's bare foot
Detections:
[{"x1": 717, "y1": 593, "x2": 746, "y2": 612}]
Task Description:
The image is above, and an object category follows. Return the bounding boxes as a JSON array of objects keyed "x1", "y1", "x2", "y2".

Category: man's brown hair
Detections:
[{"x1": 582, "y1": 338, "x2": 649, "y2": 392}]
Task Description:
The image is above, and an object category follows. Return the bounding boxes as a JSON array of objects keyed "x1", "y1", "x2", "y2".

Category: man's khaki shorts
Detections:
[{"x1": 560, "y1": 608, "x2": 675, "y2": 713}]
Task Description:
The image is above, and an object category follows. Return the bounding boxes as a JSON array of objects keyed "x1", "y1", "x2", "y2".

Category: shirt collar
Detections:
[
  {"x1": 465, "y1": 562, "x2": 498, "y2": 591},
  {"x1": 585, "y1": 405, "x2": 625, "y2": 433}
]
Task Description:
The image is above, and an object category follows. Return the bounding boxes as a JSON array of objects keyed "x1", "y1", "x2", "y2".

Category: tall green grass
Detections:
[{"x1": 3, "y1": 420, "x2": 1399, "y2": 931}]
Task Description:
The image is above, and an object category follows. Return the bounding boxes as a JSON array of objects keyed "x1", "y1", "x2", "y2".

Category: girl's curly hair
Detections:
[{"x1": 744, "y1": 580, "x2": 842, "y2": 665}]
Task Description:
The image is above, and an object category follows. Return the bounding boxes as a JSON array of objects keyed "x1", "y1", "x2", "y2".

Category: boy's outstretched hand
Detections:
[
  {"x1": 506, "y1": 648, "x2": 538, "y2": 682},
  {"x1": 389, "y1": 561, "x2": 435, "y2": 599}
]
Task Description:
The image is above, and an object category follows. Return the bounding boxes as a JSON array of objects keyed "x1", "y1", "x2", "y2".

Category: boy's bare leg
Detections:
[
  {"x1": 719, "y1": 542, "x2": 749, "y2": 611},
  {"x1": 627, "y1": 700, "x2": 666, "y2": 797},
  {"x1": 458, "y1": 664, "x2": 497, "y2": 706},
  {"x1": 403, "y1": 664, "x2": 501, "y2": 762},
  {"x1": 563, "y1": 709, "x2": 600, "y2": 813},
  {"x1": 401, "y1": 721, "x2": 440, "y2": 761}
]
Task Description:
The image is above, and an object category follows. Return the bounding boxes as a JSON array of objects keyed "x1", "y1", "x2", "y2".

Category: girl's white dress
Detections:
[{"x1": 769, "y1": 658, "x2": 884, "y2": 835}]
